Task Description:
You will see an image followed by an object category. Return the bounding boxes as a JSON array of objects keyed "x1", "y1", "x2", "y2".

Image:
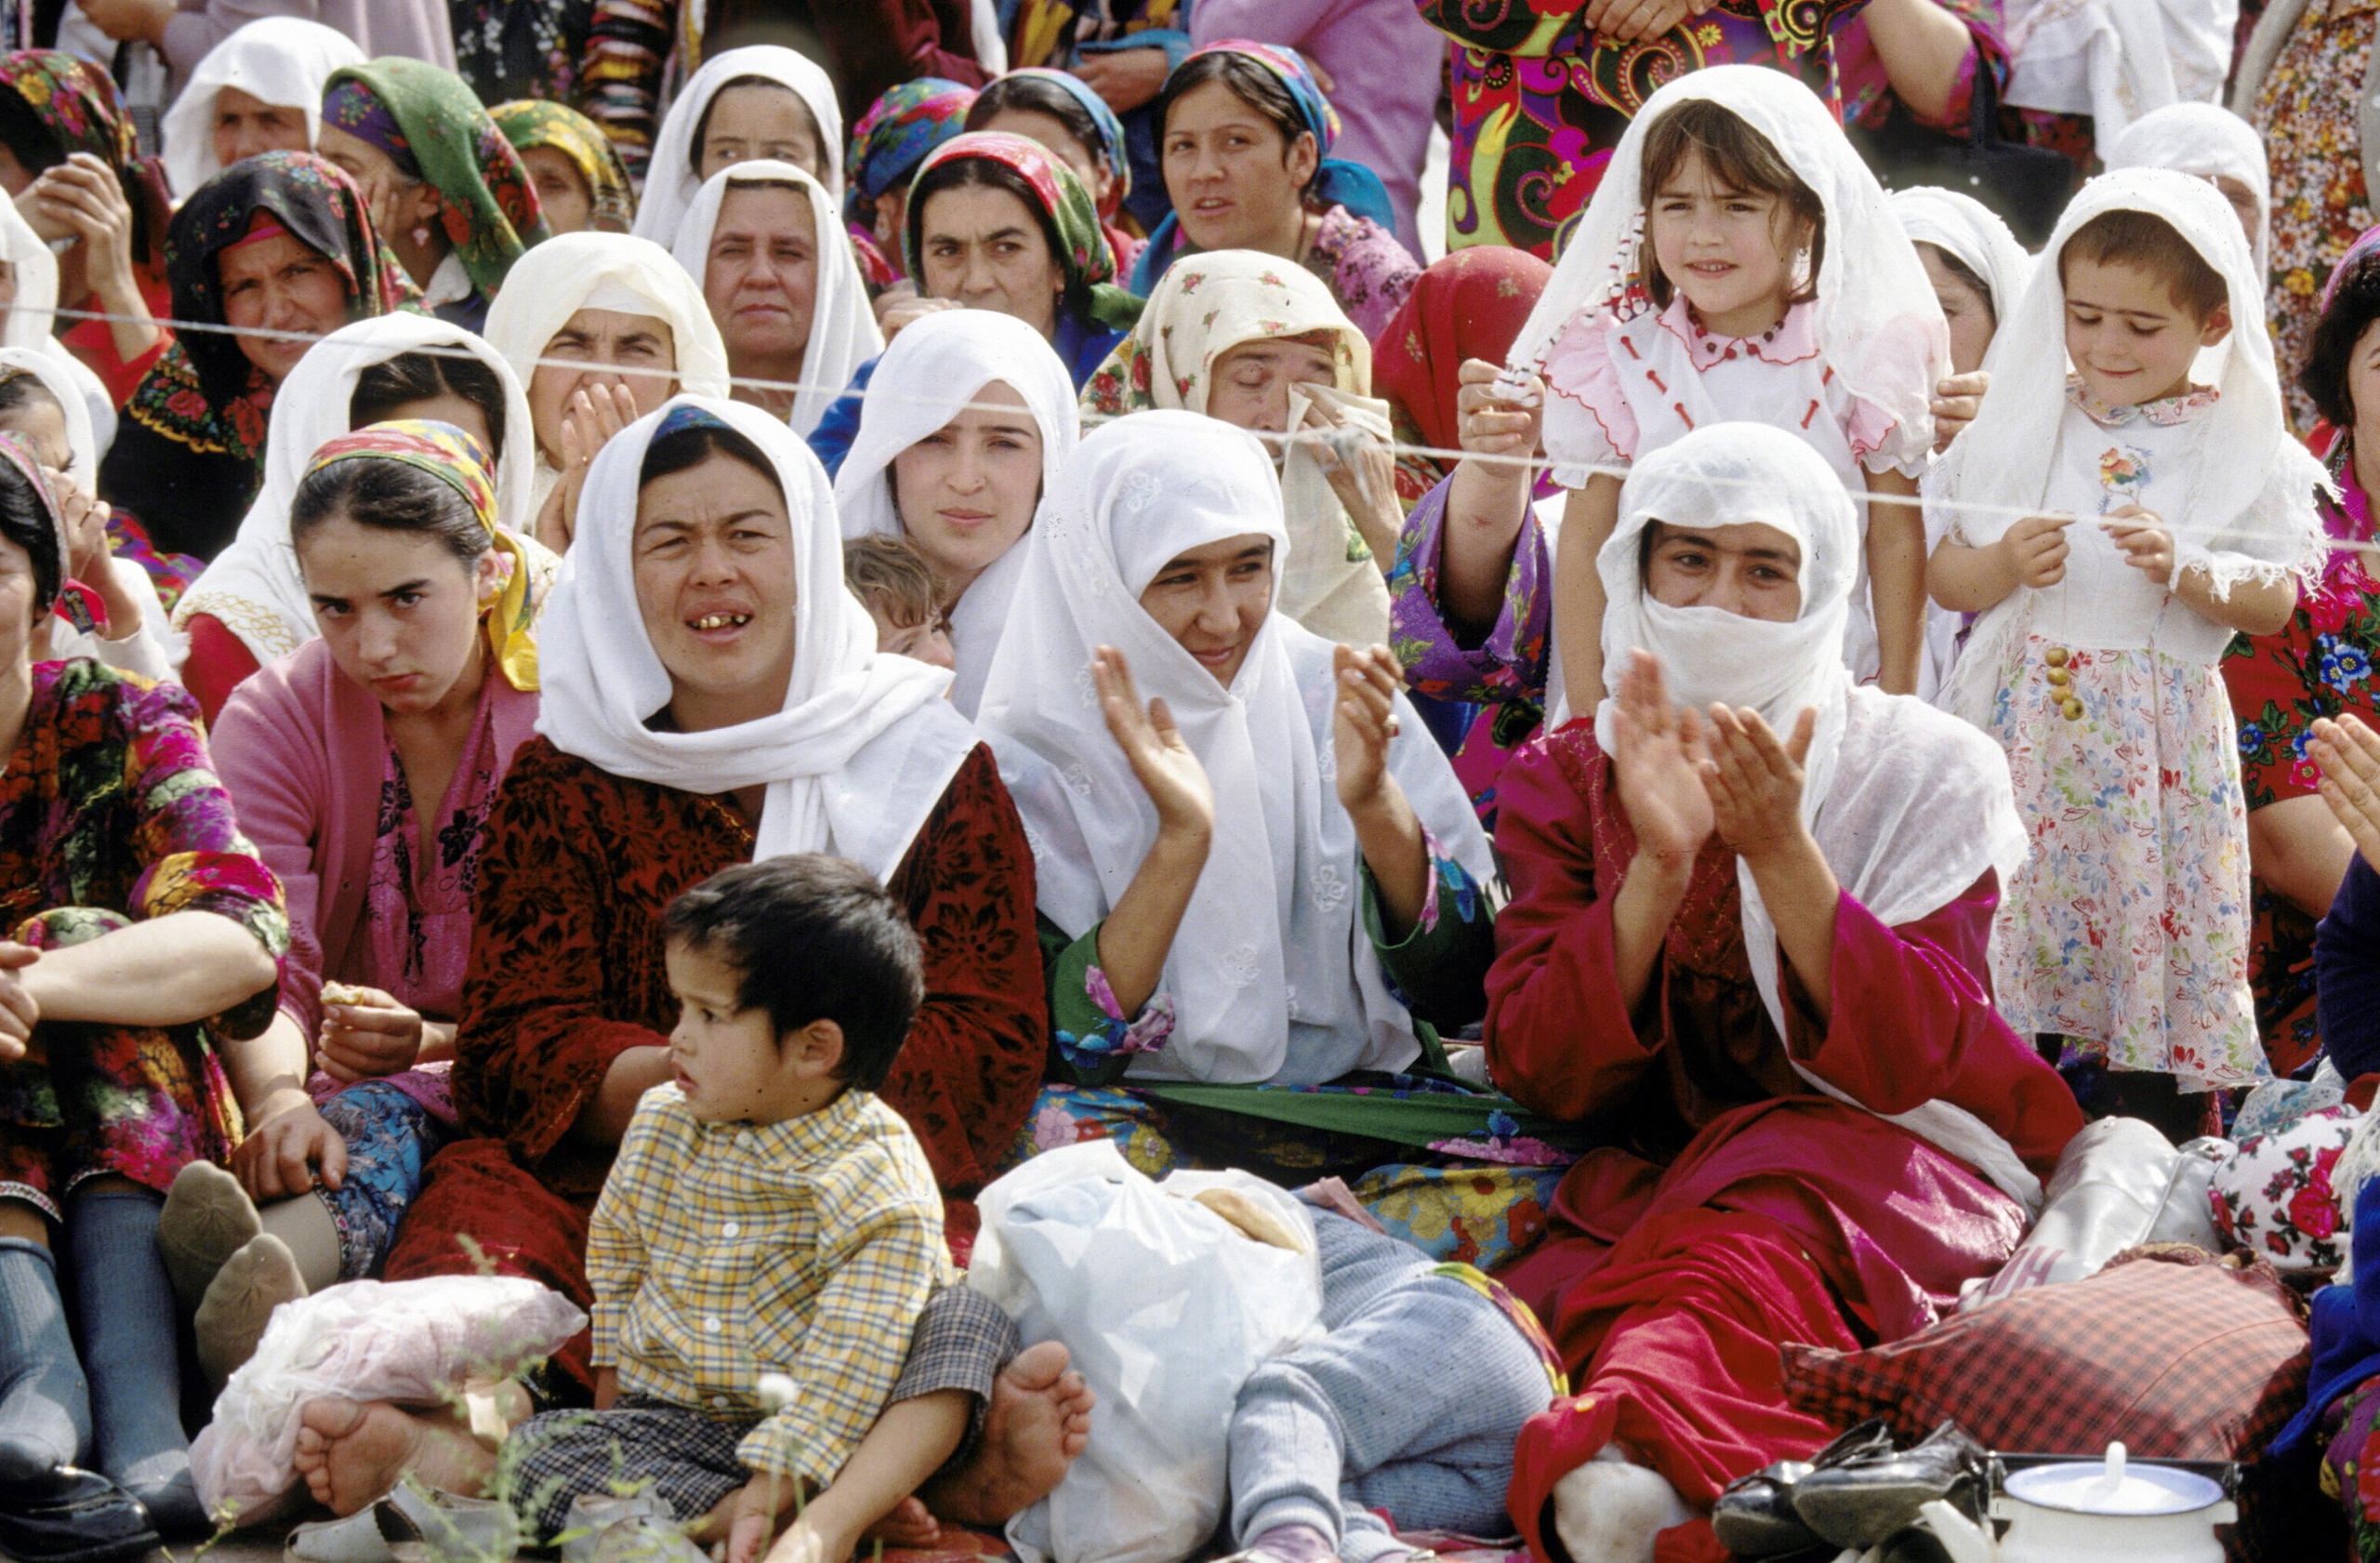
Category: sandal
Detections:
[
  {"x1": 0, "y1": 1466, "x2": 161, "y2": 1563},
  {"x1": 284, "y1": 1477, "x2": 518, "y2": 1563}
]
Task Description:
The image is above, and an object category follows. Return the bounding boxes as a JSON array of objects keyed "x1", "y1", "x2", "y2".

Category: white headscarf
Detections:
[
  {"x1": 172, "y1": 314, "x2": 542, "y2": 662},
  {"x1": 1889, "y1": 186, "x2": 2036, "y2": 330},
  {"x1": 633, "y1": 46, "x2": 845, "y2": 246},
  {"x1": 536, "y1": 395, "x2": 977, "y2": 881},
  {"x1": 1092, "y1": 249, "x2": 1395, "y2": 647},
  {"x1": 2004, "y1": 0, "x2": 2237, "y2": 148},
  {"x1": 669, "y1": 159, "x2": 879, "y2": 437},
  {"x1": 976, "y1": 410, "x2": 1493, "y2": 1087},
  {"x1": 0, "y1": 346, "x2": 94, "y2": 480},
  {"x1": 1509, "y1": 65, "x2": 1948, "y2": 458},
  {"x1": 0, "y1": 197, "x2": 113, "y2": 458},
  {"x1": 1597, "y1": 421, "x2": 2041, "y2": 1210},
  {"x1": 1933, "y1": 168, "x2": 2329, "y2": 722},
  {"x1": 2102, "y1": 103, "x2": 2272, "y2": 276},
  {"x1": 159, "y1": 18, "x2": 365, "y2": 201},
  {"x1": 483, "y1": 231, "x2": 732, "y2": 494},
  {"x1": 833, "y1": 309, "x2": 1078, "y2": 715}
]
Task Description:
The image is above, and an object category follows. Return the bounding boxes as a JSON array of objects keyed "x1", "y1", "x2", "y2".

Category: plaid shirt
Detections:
[{"x1": 588, "y1": 1084, "x2": 954, "y2": 1484}]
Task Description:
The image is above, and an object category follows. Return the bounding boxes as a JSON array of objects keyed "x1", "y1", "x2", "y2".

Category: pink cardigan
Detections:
[{"x1": 211, "y1": 637, "x2": 540, "y2": 1041}]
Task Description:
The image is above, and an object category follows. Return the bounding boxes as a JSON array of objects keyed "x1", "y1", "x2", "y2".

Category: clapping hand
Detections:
[
  {"x1": 1700, "y1": 702, "x2": 1817, "y2": 862},
  {"x1": 2314, "y1": 713, "x2": 2380, "y2": 872},
  {"x1": 1607, "y1": 648, "x2": 1713, "y2": 865},
  {"x1": 1094, "y1": 645, "x2": 1214, "y2": 841},
  {"x1": 1331, "y1": 642, "x2": 1405, "y2": 815}
]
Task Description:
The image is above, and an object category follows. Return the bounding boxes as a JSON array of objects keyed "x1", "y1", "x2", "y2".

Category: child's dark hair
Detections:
[
  {"x1": 2304, "y1": 247, "x2": 2380, "y2": 429},
  {"x1": 350, "y1": 351, "x2": 510, "y2": 462},
  {"x1": 843, "y1": 535, "x2": 943, "y2": 628},
  {"x1": 663, "y1": 854, "x2": 925, "y2": 1093},
  {"x1": 1637, "y1": 99, "x2": 1826, "y2": 311},
  {"x1": 1157, "y1": 50, "x2": 1318, "y2": 205},
  {"x1": 2058, "y1": 209, "x2": 2228, "y2": 323},
  {"x1": 968, "y1": 74, "x2": 1111, "y2": 171},
  {"x1": 0, "y1": 434, "x2": 59, "y2": 616},
  {"x1": 689, "y1": 75, "x2": 822, "y2": 178},
  {"x1": 290, "y1": 445, "x2": 489, "y2": 567}
]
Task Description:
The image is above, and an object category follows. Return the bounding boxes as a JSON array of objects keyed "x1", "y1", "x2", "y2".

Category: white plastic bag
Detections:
[
  {"x1": 969, "y1": 1140, "x2": 1324, "y2": 1563},
  {"x1": 191, "y1": 1275, "x2": 587, "y2": 1527},
  {"x1": 1959, "y1": 1117, "x2": 2226, "y2": 1310}
]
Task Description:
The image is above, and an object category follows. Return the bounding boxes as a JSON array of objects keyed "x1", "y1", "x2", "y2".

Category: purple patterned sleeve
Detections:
[{"x1": 1387, "y1": 471, "x2": 1553, "y2": 708}]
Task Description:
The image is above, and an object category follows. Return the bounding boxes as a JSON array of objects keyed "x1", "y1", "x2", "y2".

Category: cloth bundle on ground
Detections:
[
  {"x1": 2209, "y1": 1106, "x2": 2360, "y2": 1273},
  {"x1": 190, "y1": 1276, "x2": 585, "y2": 1526},
  {"x1": 969, "y1": 1140, "x2": 1324, "y2": 1563}
]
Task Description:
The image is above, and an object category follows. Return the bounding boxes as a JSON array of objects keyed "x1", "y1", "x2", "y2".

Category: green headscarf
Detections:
[{"x1": 322, "y1": 59, "x2": 550, "y2": 297}]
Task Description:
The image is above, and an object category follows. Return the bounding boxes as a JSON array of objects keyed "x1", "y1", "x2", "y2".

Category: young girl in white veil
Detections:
[
  {"x1": 1931, "y1": 168, "x2": 2330, "y2": 1106},
  {"x1": 1499, "y1": 65, "x2": 1949, "y2": 713}
]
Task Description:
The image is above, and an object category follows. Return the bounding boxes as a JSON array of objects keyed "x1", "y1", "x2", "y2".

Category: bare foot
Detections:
[
  {"x1": 920, "y1": 1342, "x2": 1095, "y2": 1527},
  {"x1": 291, "y1": 1397, "x2": 498, "y2": 1517}
]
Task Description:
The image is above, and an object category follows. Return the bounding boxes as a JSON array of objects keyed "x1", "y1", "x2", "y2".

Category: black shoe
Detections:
[
  {"x1": 1791, "y1": 1421, "x2": 1987, "y2": 1550},
  {"x1": 118, "y1": 1464, "x2": 207, "y2": 1540},
  {"x1": 1713, "y1": 1460, "x2": 1821, "y2": 1557},
  {"x1": 0, "y1": 1466, "x2": 161, "y2": 1563}
]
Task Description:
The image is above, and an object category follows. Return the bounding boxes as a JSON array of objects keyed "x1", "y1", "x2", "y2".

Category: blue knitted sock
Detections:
[
  {"x1": 64, "y1": 1185, "x2": 204, "y2": 1533},
  {"x1": 0, "y1": 1235, "x2": 89, "y2": 1488}
]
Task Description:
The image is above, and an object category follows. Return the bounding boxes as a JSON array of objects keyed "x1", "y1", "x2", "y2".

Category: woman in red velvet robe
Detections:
[{"x1": 1481, "y1": 425, "x2": 2082, "y2": 1563}]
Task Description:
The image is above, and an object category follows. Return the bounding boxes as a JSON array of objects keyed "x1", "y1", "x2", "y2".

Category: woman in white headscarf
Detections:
[
  {"x1": 669, "y1": 159, "x2": 879, "y2": 437},
  {"x1": 834, "y1": 309, "x2": 1074, "y2": 713},
  {"x1": 2102, "y1": 102, "x2": 2272, "y2": 275},
  {"x1": 1890, "y1": 185, "x2": 2034, "y2": 378},
  {"x1": 630, "y1": 45, "x2": 844, "y2": 247},
  {"x1": 157, "y1": 18, "x2": 364, "y2": 202},
  {"x1": 170, "y1": 313, "x2": 551, "y2": 720},
  {"x1": 1482, "y1": 421, "x2": 2081, "y2": 1563},
  {"x1": 371, "y1": 396, "x2": 1044, "y2": 1396},
  {"x1": 1083, "y1": 250, "x2": 1399, "y2": 648},
  {"x1": 0, "y1": 195, "x2": 114, "y2": 457},
  {"x1": 482, "y1": 231, "x2": 730, "y2": 551},
  {"x1": 980, "y1": 410, "x2": 1548, "y2": 1183}
]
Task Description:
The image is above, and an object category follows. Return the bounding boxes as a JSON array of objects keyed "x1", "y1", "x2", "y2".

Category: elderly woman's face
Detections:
[
  {"x1": 1642, "y1": 520, "x2": 1803, "y2": 621},
  {"x1": 218, "y1": 227, "x2": 351, "y2": 385},
  {"x1": 633, "y1": 448, "x2": 799, "y2": 719}
]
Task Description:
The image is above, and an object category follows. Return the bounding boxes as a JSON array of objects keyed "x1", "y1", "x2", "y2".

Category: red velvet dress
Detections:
[
  {"x1": 383, "y1": 738, "x2": 1047, "y2": 1393},
  {"x1": 1484, "y1": 724, "x2": 2082, "y2": 1563}
]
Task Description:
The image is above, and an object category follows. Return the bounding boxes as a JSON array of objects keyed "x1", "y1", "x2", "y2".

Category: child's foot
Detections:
[
  {"x1": 292, "y1": 1397, "x2": 496, "y2": 1517},
  {"x1": 194, "y1": 1233, "x2": 305, "y2": 1385},
  {"x1": 1551, "y1": 1444, "x2": 1694, "y2": 1563},
  {"x1": 920, "y1": 1342, "x2": 1096, "y2": 1526},
  {"x1": 156, "y1": 1161, "x2": 259, "y2": 1310}
]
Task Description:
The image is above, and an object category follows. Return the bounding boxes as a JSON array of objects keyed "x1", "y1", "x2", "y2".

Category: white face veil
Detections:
[
  {"x1": 159, "y1": 18, "x2": 365, "y2": 201},
  {"x1": 669, "y1": 159, "x2": 879, "y2": 439},
  {"x1": 1600, "y1": 420, "x2": 2041, "y2": 1210},
  {"x1": 632, "y1": 46, "x2": 845, "y2": 247},
  {"x1": 173, "y1": 314, "x2": 545, "y2": 662},
  {"x1": 1888, "y1": 186, "x2": 2036, "y2": 340},
  {"x1": 831, "y1": 309, "x2": 1078, "y2": 716},
  {"x1": 482, "y1": 232, "x2": 733, "y2": 471},
  {"x1": 975, "y1": 410, "x2": 1492, "y2": 1086},
  {"x1": 535, "y1": 395, "x2": 977, "y2": 881},
  {"x1": 2101, "y1": 103, "x2": 2272, "y2": 276},
  {"x1": 1508, "y1": 64, "x2": 1949, "y2": 455}
]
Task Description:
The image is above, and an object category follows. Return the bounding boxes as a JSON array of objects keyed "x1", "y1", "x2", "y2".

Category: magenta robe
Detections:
[{"x1": 1484, "y1": 722, "x2": 2082, "y2": 1562}]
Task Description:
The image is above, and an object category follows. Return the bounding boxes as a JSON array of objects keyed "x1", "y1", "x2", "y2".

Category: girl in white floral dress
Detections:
[{"x1": 1930, "y1": 169, "x2": 2330, "y2": 1094}]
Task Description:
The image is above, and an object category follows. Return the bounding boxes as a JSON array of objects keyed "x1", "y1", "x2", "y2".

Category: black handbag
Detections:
[{"x1": 1851, "y1": 60, "x2": 2079, "y2": 247}]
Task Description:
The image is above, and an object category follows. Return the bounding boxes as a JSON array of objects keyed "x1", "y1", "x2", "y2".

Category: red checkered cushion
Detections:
[{"x1": 1779, "y1": 1246, "x2": 2309, "y2": 1460}]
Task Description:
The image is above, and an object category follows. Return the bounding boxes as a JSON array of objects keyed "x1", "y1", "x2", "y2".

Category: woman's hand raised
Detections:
[
  {"x1": 1700, "y1": 702, "x2": 1817, "y2": 863},
  {"x1": 1094, "y1": 645, "x2": 1213, "y2": 843},
  {"x1": 1608, "y1": 648, "x2": 1712, "y2": 866}
]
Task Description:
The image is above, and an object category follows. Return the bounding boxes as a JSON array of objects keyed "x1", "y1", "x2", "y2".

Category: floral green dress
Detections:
[{"x1": 0, "y1": 661, "x2": 287, "y2": 1217}]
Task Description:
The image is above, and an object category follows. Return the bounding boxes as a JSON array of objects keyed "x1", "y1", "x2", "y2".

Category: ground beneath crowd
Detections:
[{"x1": 182, "y1": 1525, "x2": 1531, "y2": 1561}]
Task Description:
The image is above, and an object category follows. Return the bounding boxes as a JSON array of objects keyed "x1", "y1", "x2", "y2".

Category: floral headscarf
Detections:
[
  {"x1": 492, "y1": 99, "x2": 635, "y2": 232},
  {"x1": 323, "y1": 60, "x2": 549, "y2": 298},
  {"x1": 0, "y1": 49, "x2": 171, "y2": 264},
  {"x1": 1374, "y1": 246, "x2": 1554, "y2": 457},
  {"x1": 165, "y1": 152, "x2": 414, "y2": 411},
  {"x1": 305, "y1": 417, "x2": 542, "y2": 689},
  {"x1": 904, "y1": 130, "x2": 1143, "y2": 334},
  {"x1": 848, "y1": 77, "x2": 976, "y2": 205},
  {"x1": 995, "y1": 68, "x2": 1131, "y2": 212}
]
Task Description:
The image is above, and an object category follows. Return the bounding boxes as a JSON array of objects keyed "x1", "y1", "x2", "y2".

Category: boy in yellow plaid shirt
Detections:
[{"x1": 506, "y1": 854, "x2": 955, "y2": 1552}]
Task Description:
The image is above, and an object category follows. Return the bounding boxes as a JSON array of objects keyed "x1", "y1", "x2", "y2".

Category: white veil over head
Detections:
[
  {"x1": 1509, "y1": 65, "x2": 1949, "y2": 454},
  {"x1": 975, "y1": 409, "x2": 1492, "y2": 1086},
  {"x1": 2102, "y1": 103, "x2": 2272, "y2": 275},
  {"x1": 832, "y1": 309, "x2": 1078, "y2": 714},
  {"x1": 633, "y1": 46, "x2": 845, "y2": 246},
  {"x1": 1889, "y1": 186, "x2": 2036, "y2": 333},
  {"x1": 536, "y1": 394, "x2": 975, "y2": 881},
  {"x1": 159, "y1": 18, "x2": 365, "y2": 200},
  {"x1": 668, "y1": 159, "x2": 880, "y2": 438}
]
